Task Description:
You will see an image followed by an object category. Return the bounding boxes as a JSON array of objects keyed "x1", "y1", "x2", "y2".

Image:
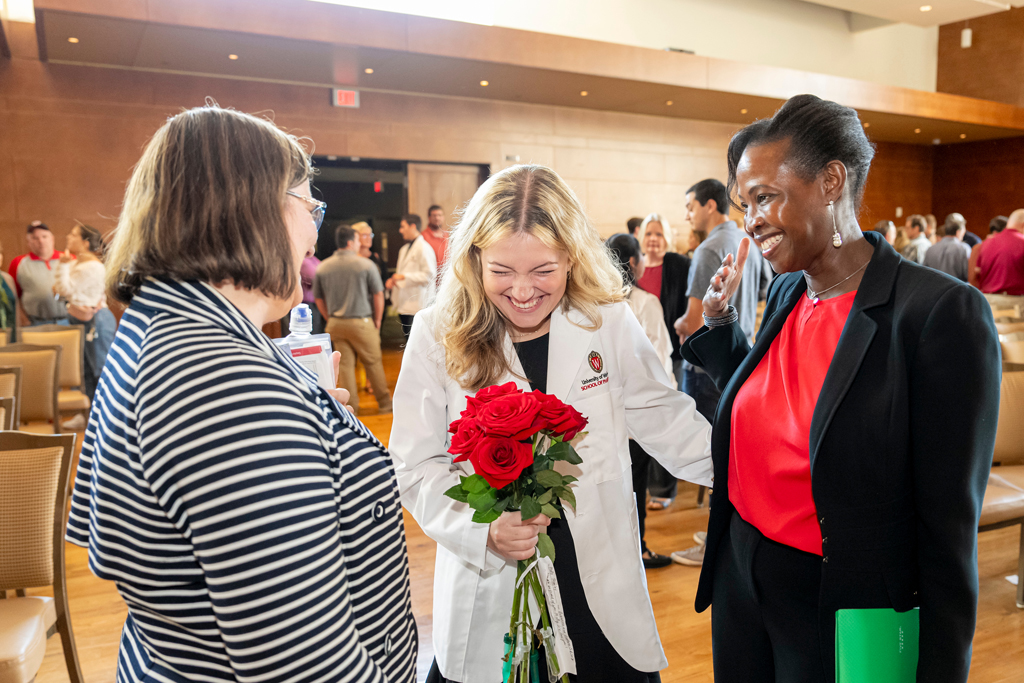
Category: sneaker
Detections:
[
  {"x1": 61, "y1": 414, "x2": 87, "y2": 431},
  {"x1": 642, "y1": 550, "x2": 673, "y2": 569},
  {"x1": 376, "y1": 402, "x2": 393, "y2": 415},
  {"x1": 693, "y1": 531, "x2": 707, "y2": 546},
  {"x1": 671, "y1": 544, "x2": 705, "y2": 567}
]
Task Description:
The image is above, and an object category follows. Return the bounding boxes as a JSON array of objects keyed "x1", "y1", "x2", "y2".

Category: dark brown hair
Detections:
[{"x1": 106, "y1": 105, "x2": 313, "y2": 305}]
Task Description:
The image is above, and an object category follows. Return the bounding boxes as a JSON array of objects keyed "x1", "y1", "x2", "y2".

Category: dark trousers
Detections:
[
  {"x1": 629, "y1": 439, "x2": 651, "y2": 552},
  {"x1": 712, "y1": 512, "x2": 827, "y2": 683},
  {"x1": 399, "y1": 313, "x2": 415, "y2": 339}
]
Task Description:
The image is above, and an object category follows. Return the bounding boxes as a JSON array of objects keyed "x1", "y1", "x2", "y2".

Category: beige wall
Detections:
[{"x1": 0, "y1": 44, "x2": 739, "y2": 257}]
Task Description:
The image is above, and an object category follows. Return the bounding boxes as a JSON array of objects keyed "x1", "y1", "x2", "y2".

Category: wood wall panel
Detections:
[
  {"x1": 932, "y1": 137, "x2": 1024, "y2": 238},
  {"x1": 859, "y1": 141, "x2": 934, "y2": 230},
  {"x1": 937, "y1": 9, "x2": 1024, "y2": 107}
]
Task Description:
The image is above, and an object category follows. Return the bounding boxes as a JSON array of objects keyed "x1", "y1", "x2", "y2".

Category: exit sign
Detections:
[{"x1": 331, "y1": 89, "x2": 360, "y2": 108}]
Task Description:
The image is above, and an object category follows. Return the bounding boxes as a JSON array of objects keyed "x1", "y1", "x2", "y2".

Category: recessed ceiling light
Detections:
[
  {"x1": 914, "y1": 128, "x2": 921, "y2": 134},
  {"x1": 920, "y1": 5, "x2": 932, "y2": 11},
  {"x1": 67, "y1": 37, "x2": 79, "y2": 44},
  {"x1": 580, "y1": 90, "x2": 589, "y2": 97},
  {"x1": 228, "y1": 54, "x2": 239, "y2": 60},
  {"x1": 364, "y1": 68, "x2": 374, "y2": 74},
  {"x1": 665, "y1": 100, "x2": 674, "y2": 106},
  {"x1": 863, "y1": 122, "x2": 870, "y2": 128},
  {"x1": 960, "y1": 133, "x2": 967, "y2": 139},
  {"x1": 480, "y1": 80, "x2": 489, "y2": 86},
  {"x1": 740, "y1": 108, "x2": 748, "y2": 114}
]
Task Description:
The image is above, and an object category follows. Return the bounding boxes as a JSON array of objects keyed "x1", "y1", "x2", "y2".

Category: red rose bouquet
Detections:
[{"x1": 444, "y1": 382, "x2": 588, "y2": 683}]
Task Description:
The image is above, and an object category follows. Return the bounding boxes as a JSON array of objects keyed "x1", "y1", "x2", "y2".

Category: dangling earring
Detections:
[{"x1": 829, "y1": 200, "x2": 842, "y2": 248}]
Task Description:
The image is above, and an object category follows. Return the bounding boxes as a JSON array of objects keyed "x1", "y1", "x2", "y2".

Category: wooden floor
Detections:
[{"x1": 32, "y1": 344, "x2": 1024, "y2": 683}]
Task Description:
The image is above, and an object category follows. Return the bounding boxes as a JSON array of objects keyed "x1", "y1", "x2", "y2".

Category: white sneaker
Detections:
[
  {"x1": 693, "y1": 531, "x2": 707, "y2": 546},
  {"x1": 670, "y1": 544, "x2": 705, "y2": 567},
  {"x1": 61, "y1": 414, "x2": 87, "y2": 431}
]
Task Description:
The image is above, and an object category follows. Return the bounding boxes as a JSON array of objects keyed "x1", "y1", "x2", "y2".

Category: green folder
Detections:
[{"x1": 836, "y1": 608, "x2": 919, "y2": 683}]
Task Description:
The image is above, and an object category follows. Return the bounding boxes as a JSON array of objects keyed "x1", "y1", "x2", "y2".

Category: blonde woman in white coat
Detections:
[
  {"x1": 390, "y1": 165, "x2": 712, "y2": 683},
  {"x1": 606, "y1": 232, "x2": 676, "y2": 570}
]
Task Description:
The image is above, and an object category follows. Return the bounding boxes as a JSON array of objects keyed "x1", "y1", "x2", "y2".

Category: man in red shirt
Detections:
[
  {"x1": 420, "y1": 204, "x2": 449, "y2": 277},
  {"x1": 9, "y1": 221, "x2": 68, "y2": 326},
  {"x1": 977, "y1": 209, "x2": 1024, "y2": 307}
]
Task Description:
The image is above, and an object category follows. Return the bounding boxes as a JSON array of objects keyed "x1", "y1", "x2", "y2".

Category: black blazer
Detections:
[
  {"x1": 659, "y1": 251, "x2": 691, "y2": 362},
  {"x1": 682, "y1": 232, "x2": 1000, "y2": 682}
]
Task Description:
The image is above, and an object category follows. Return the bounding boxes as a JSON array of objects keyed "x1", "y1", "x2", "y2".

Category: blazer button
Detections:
[
  {"x1": 384, "y1": 634, "x2": 393, "y2": 656},
  {"x1": 819, "y1": 517, "x2": 825, "y2": 525},
  {"x1": 822, "y1": 537, "x2": 828, "y2": 544},
  {"x1": 823, "y1": 556, "x2": 829, "y2": 563},
  {"x1": 372, "y1": 501, "x2": 387, "y2": 522}
]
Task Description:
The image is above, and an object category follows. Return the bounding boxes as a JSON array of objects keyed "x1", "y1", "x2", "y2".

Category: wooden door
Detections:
[{"x1": 407, "y1": 163, "x2": 483, "y2": 227}]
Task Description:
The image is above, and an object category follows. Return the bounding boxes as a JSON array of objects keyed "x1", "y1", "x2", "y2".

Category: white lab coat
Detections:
[
  {"x1": 626, "y1": 286, "x2": 674, "y2": 386},
  {"x1": 390, "y1": 301, "x2": 712, "y2": 682},
  {"x1": 391, "y1": 235, "x2": 437, "y2": 315}
]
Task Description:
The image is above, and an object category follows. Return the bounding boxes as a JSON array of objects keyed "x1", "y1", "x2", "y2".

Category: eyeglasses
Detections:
[{"x1": 286, "y1": 190, "x2": 326, "y2": 232}]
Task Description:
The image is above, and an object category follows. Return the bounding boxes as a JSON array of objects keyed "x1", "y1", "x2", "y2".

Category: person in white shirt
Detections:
[
  {"x1": 54, "y1": 223, "x2": 116, "y2": 404},
  {"x1": 386, "y1": 213, "x2": 437, "y2": 338}
]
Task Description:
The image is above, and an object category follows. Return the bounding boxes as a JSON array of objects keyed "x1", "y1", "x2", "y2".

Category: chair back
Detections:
[
  {"x1": 20, "y1": 326, "x2": 83, "y2": 390},
  {"x1": 0, "y1": 397, "x2": 15, "y2": 430},
  {"x1": 995, "y1": 369, "x2": 1024, "y2": 465},
  {"x1": 996, "y1": 321, "x2": 1024, "y2": 335},
  {"x1": 0, "y1": 329, "x2": 8, "y2": 346},
  {"x1": 0, "y1": 432, "x2": 76, "y2": 591},
  {"x1": 0, "y1": 365, "x2": 22, "y2": 427},
  {"x1": 999, "y1": 332, "x2": 1024, "y2": 365},
  {"x1": 0, "y1": 344, "x2": 61, "y2": 423},
  {"x1": 992, "y1": 305, "x2": 1023, "y2": 319}
]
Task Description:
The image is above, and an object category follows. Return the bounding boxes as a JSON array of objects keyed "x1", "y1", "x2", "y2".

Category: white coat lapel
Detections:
[{"x1": 547, "y1": 306, "x2": 596, "y2": 401}]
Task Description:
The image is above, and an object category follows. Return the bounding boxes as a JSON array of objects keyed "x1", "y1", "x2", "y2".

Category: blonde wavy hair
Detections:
[
  {"x1": 637, "y1": 213, "x2": 676, "y2": 254},
  {"x1": 436, "y1": 165, "x2": 625, "y2": 390}
]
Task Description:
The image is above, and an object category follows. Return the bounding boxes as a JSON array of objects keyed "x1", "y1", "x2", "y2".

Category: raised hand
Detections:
[{"x1": 703, "y1": 237, "x2": 750, "y2": 317}]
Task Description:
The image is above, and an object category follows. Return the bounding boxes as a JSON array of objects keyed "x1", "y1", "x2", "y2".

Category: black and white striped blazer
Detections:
[{"x1": 66, "y1": 279, "x2": 417, "y2": 683}]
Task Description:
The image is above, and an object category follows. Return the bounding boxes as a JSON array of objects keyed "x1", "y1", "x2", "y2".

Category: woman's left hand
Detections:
[{"x1": 327, "y1": 351, "x2": 354, "y2": 413}]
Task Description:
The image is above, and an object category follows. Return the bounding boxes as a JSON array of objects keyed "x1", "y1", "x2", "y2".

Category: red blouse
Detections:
[
  {"x1": 637, "y1": 264, "x2": 663, "y2": 299},
  {"x1": 728, "y1": 290, "x2": 857, "y2": 556}
]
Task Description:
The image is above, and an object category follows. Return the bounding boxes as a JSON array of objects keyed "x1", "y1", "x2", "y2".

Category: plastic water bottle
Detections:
[
  {"x1": 285, "y1": 303, "x2": 313, "y2": 340},
  {"x1": 274, "y1": 304, "x2": 334, "y2": 391}
]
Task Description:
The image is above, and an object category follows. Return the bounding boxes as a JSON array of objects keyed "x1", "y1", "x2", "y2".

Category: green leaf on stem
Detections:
[
  {"x1": 555, "y1": 486, "x2": 576, "y2": 511},
  {"x1": 561, "y1": 475, "x2": 578, "y2": 485},
  {"x1": 520, "y1": 495, "x2": 541, "y2": 520},
  {"x1": 444, "y1": 483, "x2": 470, "y2": 503},
  {"x1": 534, "y1": 469, "x2": 563, "y2": 488},
  {"x1": 537, "y1": 488, "x2": 553, "y2": 505},
  {"x1": 540, "y1": 502, "x2": 561, "y2": 519},
  {"x1": 494, "y1": 495, "x2": 511, "y2": 512},
  {"x1": 546, "y1": 440, "x2": 583, "y2": 464},
  {"x1": 468, "y1": 487, "x2": 497, "y2": 512},
  {"x1": 536, "y1": 531, "x2": 556, "y2": 561},
  {"x1": 472, "y1": 508, "x2": 501, "y2": 524},
  {"x1": 463, "y1": 474, "x2": 490, "y2": 493}
]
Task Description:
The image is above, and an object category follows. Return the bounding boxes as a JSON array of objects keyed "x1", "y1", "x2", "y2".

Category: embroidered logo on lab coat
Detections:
[{"x1": 588, "y1": 351, "x2": 603, "y2": 373}]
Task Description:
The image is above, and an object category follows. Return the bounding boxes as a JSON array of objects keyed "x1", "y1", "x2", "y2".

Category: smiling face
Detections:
[
  {"x1": 735, "y1": 139, "x2": 834, "y2": 274},
  {"x1": 642, "y1": 221, "x2": 667, "y2": 260},
  {"x1": 480, "y1": 231, "x2": 570, "y2": 337}
]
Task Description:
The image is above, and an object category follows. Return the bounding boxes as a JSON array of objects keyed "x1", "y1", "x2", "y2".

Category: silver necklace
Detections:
[{"x1": 805, "y1": 260, "x2": 869, "y2": 303}]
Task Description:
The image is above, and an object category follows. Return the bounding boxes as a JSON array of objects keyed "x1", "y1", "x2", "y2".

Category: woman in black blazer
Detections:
[{"x1": 684, "y1": 95, "x2": 1001, "y2": 682}]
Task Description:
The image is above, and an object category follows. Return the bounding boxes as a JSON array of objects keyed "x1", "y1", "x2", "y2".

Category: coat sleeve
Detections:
[
  {"x1": 908, "y1": 285, "x2": 1000, "y2": 682},
  {"x1": 614, "y1": 304, "x2": 713, "y2": 487},
  {"x1": 389, "y1": 311, "x2": 505, "y2": 572},
  {"x1": 682, "y1": 322, "x2": 752, "y2": 393},
  {"x1": 398, "y1": 240, "x2": 437, "y2": 287}
]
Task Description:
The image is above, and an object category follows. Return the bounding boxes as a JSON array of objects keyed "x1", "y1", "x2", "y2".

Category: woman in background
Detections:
[
  {"x1": 607, "y1": 232, "x2": 675, "y2": 569},
  {"x1": 686, "y1": 229, "x2": 708, "y2": 258},
  {"x1": 872, "y1": 219, "x2": 895, "y2": 246},
  {"x1": 55, "y1": 223, "x2": 116, "y2": 403},
  {"x1": 635, "y1": 213, "x2": 691, "y2": 510},
  {"x1": 0, "y1": 240, "x2": 18, "y2": 342}
]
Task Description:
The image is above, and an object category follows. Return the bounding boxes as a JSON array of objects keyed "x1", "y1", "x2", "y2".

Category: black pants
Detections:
[
  {"x1": 399, "y1": 313, "x2": 415, "y2": 339},
  {"x1": 628, "y1": 439, "x2": 651, "y2": 552},
  {"x1": 712, "y1": 512, "x2": 827, "y2": 683}
]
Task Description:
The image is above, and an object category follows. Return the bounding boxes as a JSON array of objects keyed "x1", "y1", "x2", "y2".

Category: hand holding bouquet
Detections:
[{"x1": 444, "y1": 382, "x2": 588, "y2": 683}]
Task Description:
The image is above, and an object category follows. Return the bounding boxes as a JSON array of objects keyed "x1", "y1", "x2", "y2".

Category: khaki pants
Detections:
[{"x1": 326, "y1": 317, "x2": 391, "y2": 414}]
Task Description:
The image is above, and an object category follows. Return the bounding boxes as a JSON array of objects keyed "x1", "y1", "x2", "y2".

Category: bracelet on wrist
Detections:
[{"x1": 703, "y1": 305, "x2": 738, "y2": 328}]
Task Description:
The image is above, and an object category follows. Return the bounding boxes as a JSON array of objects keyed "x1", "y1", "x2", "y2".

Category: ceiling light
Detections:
[
  {"x1": 914, "y1": 128, "x2": 921, "y2": 134},
  {"x1": 863, "y1": 122, "x2": 870, "y2": 128},
  {"x1": 67, "y1": 37, "x2": 79, "y2": 44},
  {"x1": 740, "y1": 108, "x2": 748, "y2": 114},
  {"x1": 920, "y1": 5, "x2": 932, "y2": 11},
  {"x1": 580, "y1": 90, "x2": 589, "y2": 97},
  {"x1": 960, "y1": 133, "x2": 967, "y2": 139},
  {"x1": 364, "y1": 68, "x2": 374, "y2": 74},
  {"x1": 480, "y1": 80, "x2": 489, "y2": 86},
  {"x1": 665, "y1": 100, "x2": 674, "y2": 106},
  {"x1": 228, "y1": 54, "x2": 239, "y2": 60}
]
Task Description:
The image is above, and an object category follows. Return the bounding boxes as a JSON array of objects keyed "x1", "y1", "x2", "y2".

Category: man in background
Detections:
[
  {"x1": 924, "y1": 216, "x2": 971, "y2": 281},
  {"x1": 976, "y1": 209, "x2": 1024, "y2": 308},
  {"x1": 9, "y1": 221, "x2": 68, "y2": 326},
  {"x1": 627, "y1": 217, "x2": 643, "y2": 236},
  {"x1": 314, "y1": 224, "x2": 392, "y2": 416},
  {"x1": 421, "y1": 204, "x2": 449, "y2": 275},
  {"x1": 386, "y1": 213, "x2": 437, "y2": 338},
  {"x1": 901, "y1": 214, "x2": 931, "y2": 264},
  {"x1": 670, "y1": 178, "x2": 771, "y2": 568},
  {"x1": 969, "y1": 216, "x2": 1006, "y2": 289},
  {"x1": 946, "y1": 212, "x2": 982, "y2": 248}
]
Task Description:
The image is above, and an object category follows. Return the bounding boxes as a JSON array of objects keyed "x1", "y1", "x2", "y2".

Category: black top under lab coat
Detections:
[
  {"x1": 658, "y1": 252, "x2": 691, "y2": 362},
  {"x1": 682, "y1": 231, "x2": 1000, "y2": 683}
]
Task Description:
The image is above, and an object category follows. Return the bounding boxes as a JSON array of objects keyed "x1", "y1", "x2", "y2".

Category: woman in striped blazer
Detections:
[{"x1": 65, "y1": 106, "x2": 417, "y2": 683}]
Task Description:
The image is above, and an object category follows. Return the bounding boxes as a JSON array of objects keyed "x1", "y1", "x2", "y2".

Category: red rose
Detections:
[
  {"x1": 464, "y1": 436, "x2": 534, "y2": 489},
  {"x1": 464, "y1": 382, "x2": 523, "y2": 416},
  {"x1": 529, "y1": 391, "x2": 588, "y2": 440},
  {"x1": 474, "y1": 392, "x2": 544, "y2": 440},
  {"x1": 449, "y1": 417, "x2": 486, "y2": 457},
  {"x1": 550, "y1": 404, "x2": 588, "y2": 441}
]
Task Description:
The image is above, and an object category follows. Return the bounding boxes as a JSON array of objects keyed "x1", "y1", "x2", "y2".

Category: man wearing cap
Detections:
[{"x1": 9, "y1": 221, "x2": 68, "y2": 326}]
